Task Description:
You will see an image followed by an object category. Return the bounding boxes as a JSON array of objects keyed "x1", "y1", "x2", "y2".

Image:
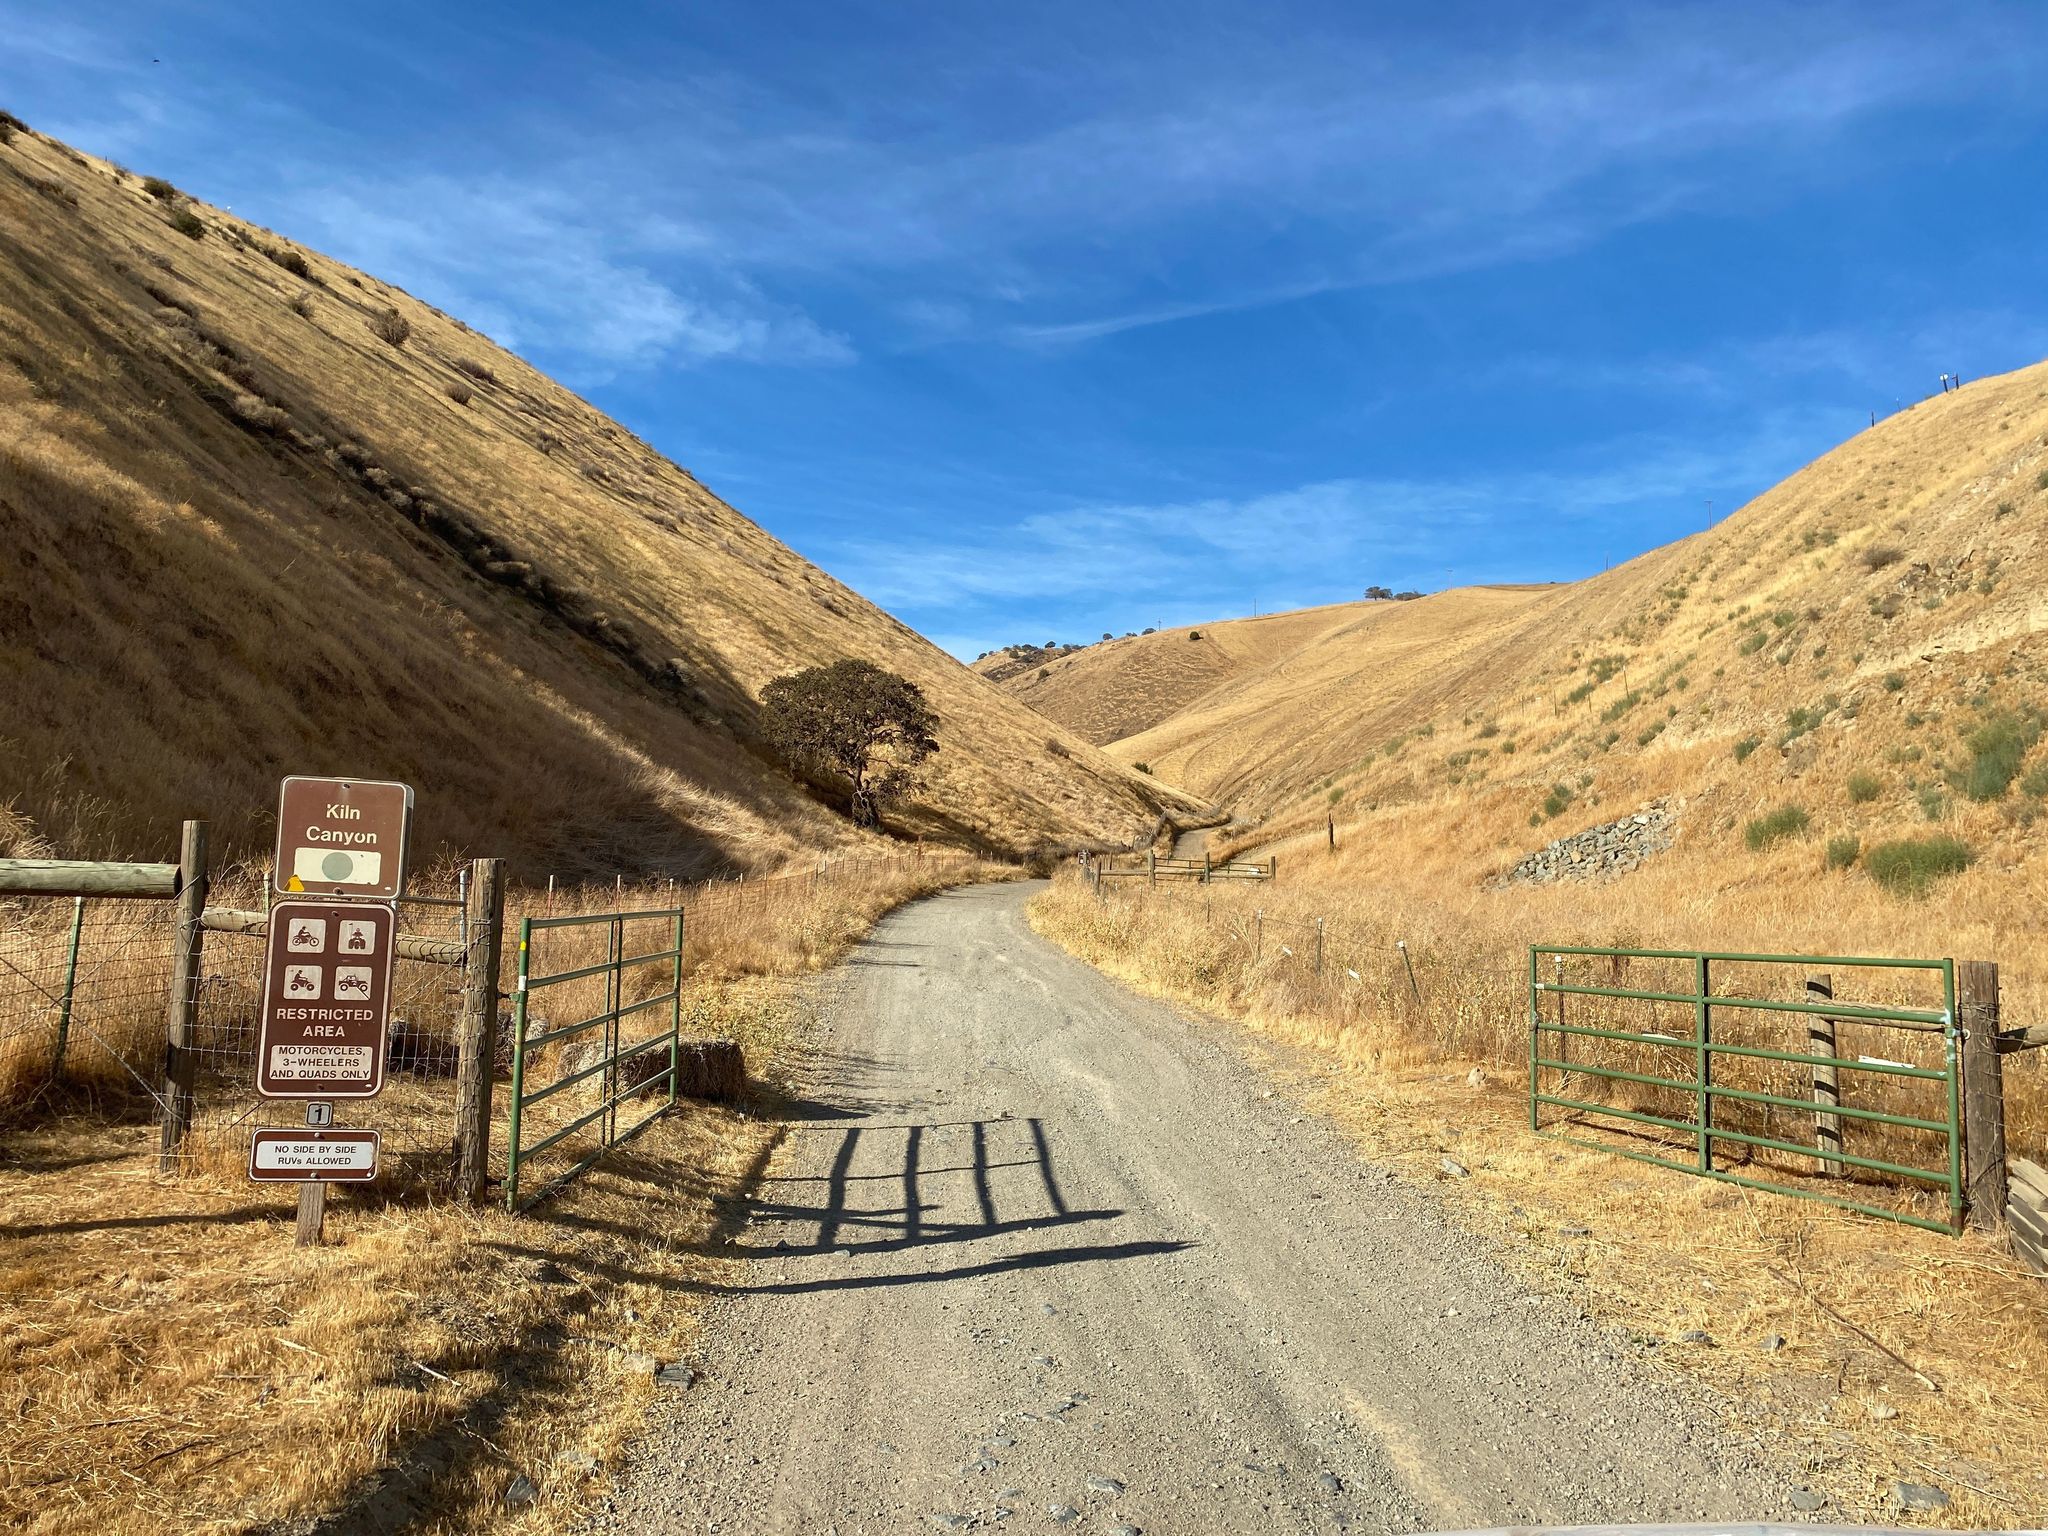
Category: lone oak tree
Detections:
[{"x1": 760, "y1": 660, "x2": 940, "y2": 828}]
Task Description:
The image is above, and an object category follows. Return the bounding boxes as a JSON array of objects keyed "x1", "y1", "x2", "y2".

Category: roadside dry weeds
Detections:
[{"x1": 1030, "y1": 872, "x2": 2048, "y2": 1527}]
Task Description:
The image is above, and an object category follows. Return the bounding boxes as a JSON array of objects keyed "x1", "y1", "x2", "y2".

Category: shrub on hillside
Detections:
[
  {"x1": 263, "y1": 243, "x2": 309, "y2": 277},
  {"x1": 1045, "y1": 738, "x2": 1070, "y2": 759},
  {"x1": 1188, "y1": 630, "x2": 1201, "y2": 640},
  {"x1": 288, "y1": 291, "x2": 315, "y2": 319},
  {"x1": 1744, "y1": 804, "x2": 1809, "y2": 851},
  {"x1": 370, "y1": 307, "x2": 411, "y2": 346},
  {"x1": 141, "y1": 174, "x2": 180, "y2": 202},
  {"x1": 1132, "y1": 762, "x2": 1152, "y2": 775},
  {"x1": 168, "y1": 207, "x2": 205, "y2": 240},
  {"x1": 1883, "y1": 672, "x2": 1905, "y2": 692},
  {"x1": 1859, "y1": 544, "x2": 1904, "y2": 571},
  {"x1": 1957, "y1": 709, "x2": 2043, "y2": 801},
  {"x1": 1540, "y1": 783, "x2": 1572, "y2": 819},
  {"x1": 1846, "y1": 770, "x2": 1882, "y2": 803},
  {"x1": 1825, "y1": 834, "x2": 1861, "y2": 871},
  {"x1": 454, "y1": 357, "x2": 497, "y2": 383},
  {"x1": 444, "y1": 378, "x2": 473, "y2": 406},
  {"x1": 0, "y1": 110, "x2": 22, "y2": 145},
  {"x1": 1733, "y1": 736, "x2": 1761, "y2": 762},
  {"x1": 1865, "y1": 834, "x2": 1972, "y2": 897}
]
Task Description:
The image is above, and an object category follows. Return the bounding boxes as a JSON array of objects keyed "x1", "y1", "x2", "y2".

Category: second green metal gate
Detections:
[{"x1": 1529, "y1": 945, "x2": 1961, "y2": 1233}]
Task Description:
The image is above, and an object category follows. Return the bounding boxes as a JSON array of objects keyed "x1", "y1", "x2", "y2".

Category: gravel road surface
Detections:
[{"x1": 595, "y1": 881, "x2": 1797, "y2": 1534}]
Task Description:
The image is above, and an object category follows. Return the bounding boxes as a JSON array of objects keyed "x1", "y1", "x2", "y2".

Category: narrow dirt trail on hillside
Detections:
[{"x1": 593, "y1": 883, "x2": 1798, "y2": 1535}]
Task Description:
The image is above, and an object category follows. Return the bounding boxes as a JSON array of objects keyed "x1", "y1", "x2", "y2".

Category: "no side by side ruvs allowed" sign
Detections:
[{"x1": 249, "y1": 1127, "x2": 381, "y2": 1182}]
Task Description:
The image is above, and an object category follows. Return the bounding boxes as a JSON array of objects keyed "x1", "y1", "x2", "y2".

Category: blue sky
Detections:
[{"x1": 7, "y1": 2, "x2": 2047, "y2": 659}]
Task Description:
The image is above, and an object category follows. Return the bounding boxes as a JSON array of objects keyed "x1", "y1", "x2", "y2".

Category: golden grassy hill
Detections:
[
  {"x1": 987, "y1": 601, "x2": 1397, "y2": 746},
  {"x1": 1099, "y1": 363, "x2": 2048, "y2": 885},
  {"x1": 0, "y1": 122, "x2": 1197, "y2": 876}
]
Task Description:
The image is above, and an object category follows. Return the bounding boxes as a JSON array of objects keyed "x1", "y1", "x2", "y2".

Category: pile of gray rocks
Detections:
[{"x1": 1504, "y1": 801, "x2": 1675, "y2": 885}]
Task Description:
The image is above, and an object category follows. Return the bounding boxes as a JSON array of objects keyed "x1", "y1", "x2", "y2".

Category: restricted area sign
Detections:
[
  {"x1": 273, "y1": 776, "x2": 413, "y2": 900},
  {"x1": 249, "y1": 1127, "x2": 380, "y2": 1182},
  {"x1": 256, "y1": 898, "x2": 397, "y2": 1098}
]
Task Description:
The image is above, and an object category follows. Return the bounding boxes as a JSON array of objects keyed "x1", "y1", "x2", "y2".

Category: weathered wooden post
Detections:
[
  {"x1": 1552, "y1": 953, "x2": 1568, "y2": 1076},
  {"x1": 1148, "y1": 848, "x2": 1157, "y2": 887},
  {"x1": 158, "y1": 820, "x2": 209, "y2": 1171},
  {"x1": 1960, "y1": 959, "x2": 2006, "y2": 1231},
  {"x1": 296, "y1": 1181, "x2": 327, "y2": 1245},
  {"x1": 453, "y1": 857, "x2": 508, "y2": 1204},
  {"x1": 1326, "y1": 814, "x2": 1335, "y2": 851},
  {"x1": 1254, "y1": 909, "x2": 1263, "y2": 958},
  {"x1": 52, "y1": 896, "x2": 85, "y2": 1079},
  {"x1": 1313, "y1": 917, "x2": 1324, "y2": 977},
  {"x1": 1805, "y1": 974, "x2": 1843, "y2": 1177},
  {"x1": 1268, "y1": 855, "x2": 1279, "y2": 883}
]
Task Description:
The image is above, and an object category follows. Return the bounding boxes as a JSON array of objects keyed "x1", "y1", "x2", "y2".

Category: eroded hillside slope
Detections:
[
  {"x1": 1104, "y1": 365, "x2": 2048, "y2": 889},
  {"x1": 0, "y1": 123, "x2": 1193, "y2": 874}
]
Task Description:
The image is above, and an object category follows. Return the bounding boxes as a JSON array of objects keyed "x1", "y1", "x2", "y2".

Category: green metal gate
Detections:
[
  {"x1": 1529, "y1": 945, "x2": 1962, "y2": 1233},
  {"x1": 504, "y1": 906, "x2": 684, "y2": 1211}
]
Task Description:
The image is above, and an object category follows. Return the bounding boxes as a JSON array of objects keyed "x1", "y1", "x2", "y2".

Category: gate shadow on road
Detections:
[
  {"x1": 496, "y1": 1108, "x2": 1191, "y2": 1299},
  {"x1": 709, "y1": 1110, "x2": 1193, "y2": 1294}
]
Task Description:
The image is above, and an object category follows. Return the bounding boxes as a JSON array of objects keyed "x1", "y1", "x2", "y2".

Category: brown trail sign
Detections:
[
  {"x1": 256, "y1": 898, "x2": 397, "y2": 1098},
  {"x1": 274, "y1": 776, "x2": 413, "y2": 900}
]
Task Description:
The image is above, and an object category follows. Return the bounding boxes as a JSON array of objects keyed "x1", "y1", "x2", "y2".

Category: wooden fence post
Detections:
[
  {"x1": 1326, "y1": 814, "x2": 1335, "y2": 851},
  {"x1": 1148, "y1": 849, "x2": 1156, "y2": 887},
  {"x1": 296, "y1": 1181, "x2": 328, "y2": 1245},
  {"x1": 158, "y1": 820, "x2": 208, "y2": 1172},
  {"x1": 1805, "y1": 974, "x2": 1843, "y2": 1178},
  {"x1": 454, "y1": 857, "x2": 508, "y2": 1204},
  {"x1": 1960, "y1": 959, "x2": 2006, "y2": 1231},
  {"x1": 1268, "y1": 855, "x2": 1278, "y2": 883},
  {"x1": 1313, "y1": 917, "x2": 1324, "y2": 977}
]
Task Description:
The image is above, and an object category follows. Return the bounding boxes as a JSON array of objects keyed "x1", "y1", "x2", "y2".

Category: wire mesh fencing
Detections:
[
  {"x1": 172, "y1": 879, "x2": 474, "y2": 1191},
  {"x1": 0, "y1": 892, "x2": 179, "y2": 1115},
  {"x1": 4, "y1": 845, "x2": 981, "y2": 1207}
]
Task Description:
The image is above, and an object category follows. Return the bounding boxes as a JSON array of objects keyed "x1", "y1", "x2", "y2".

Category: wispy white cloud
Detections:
[
  {"x1": 8, "y1": 1, "x2": 2041, "y2": 367},
  {"x1": 831, "y1": 406, "x2": 1840, "y2": 620},
  {"x1": 273, "y1": 174, "x2": 854, "y2": 376},
  {"x1": 1476, "y1": 311, "x2": 2048, "y2": 404}
]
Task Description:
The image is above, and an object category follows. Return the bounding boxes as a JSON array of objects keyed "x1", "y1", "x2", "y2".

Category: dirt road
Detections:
[{"x1": 597, "y1": 881, "x2": 1798, "y2": 1534}]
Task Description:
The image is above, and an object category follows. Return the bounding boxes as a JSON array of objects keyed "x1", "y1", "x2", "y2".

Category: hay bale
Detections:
[{"x1": 673, "y1": 1038, "x2": 745, "y2": 1102}]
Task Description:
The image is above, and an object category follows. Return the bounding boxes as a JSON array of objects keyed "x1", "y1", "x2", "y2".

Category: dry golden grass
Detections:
[
  {"x1": 0, "y1": 126, "x2": 1189, "y2": 877},
  {"x1": 0, "y1": 857, "x2": 992, "y2": 1533},
  {"x1": 1032, "y1": 873, "x2": 2048, "y2": 1523}
]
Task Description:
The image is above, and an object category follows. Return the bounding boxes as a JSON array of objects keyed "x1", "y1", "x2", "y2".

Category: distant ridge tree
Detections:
[
  {"x1": 1364, "y1": 585, "x2": 1393, "y2": 600},
  {"x1": 761, "y1": 659, "x2": 939, "y2": 828}
]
